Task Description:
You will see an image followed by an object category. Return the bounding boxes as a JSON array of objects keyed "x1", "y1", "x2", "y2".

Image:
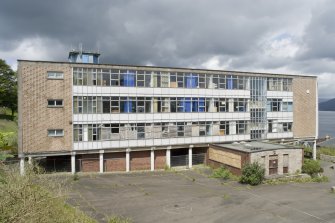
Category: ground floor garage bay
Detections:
[{"x1": 32, "y1": 141, "x2": 302, "y2": 177}]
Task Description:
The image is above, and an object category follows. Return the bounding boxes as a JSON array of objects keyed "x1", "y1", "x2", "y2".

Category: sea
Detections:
[{"x1": 319, "y1": 111, "x2": 335, "y2": 138}]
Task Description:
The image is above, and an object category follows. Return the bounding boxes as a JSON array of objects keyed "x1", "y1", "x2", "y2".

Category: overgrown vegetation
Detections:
[
  {"x1": 0, "y1": 163, "x2": 96, "y2": 223},
  {"x1": 302, "y1": 159, "x2": 323, "y2": 177},
  {"x1": 211, "y1": 166, "x2": 234, "y2": 180},
  {"x1": 304, "y1": 146, "x2": 335, "y2": 159},
  {"x1": 239, "y1": 162, "x2": 265, "y2": 186},
  {"x1": 265, "y1": 175, "x2": 328, "y2": 185}
]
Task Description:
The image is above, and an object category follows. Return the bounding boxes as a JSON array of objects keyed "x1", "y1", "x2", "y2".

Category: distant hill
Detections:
[
  {"x1": 319, "y1": 98, "x2": 332, "y2": 103},
  {"x1": 319, "y1": 98, "x2": 335, "y2": 111}
]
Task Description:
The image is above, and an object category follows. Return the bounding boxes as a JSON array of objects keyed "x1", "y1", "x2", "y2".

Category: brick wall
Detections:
[
  {"x1": 79, "y1": 154, "x2": 99, "y2": 172},
  {"x1": 154, "y1": 150, "x2": 166, "y2": 169},
  {"x1": 130, "y1": 151, "x2": 150, "y2": 171},
  {"x1": 18, "y1": 61, "x2": 72, "y2": 154},
  {"x1": 105, "y1": 152, "x2": 126, "y2": 172},
  {"x1": 292, "y1": 77, "x2": 317, "y2": 138}
]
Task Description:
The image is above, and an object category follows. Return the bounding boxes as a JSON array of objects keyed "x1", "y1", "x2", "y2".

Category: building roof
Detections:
[
  {"x1": 17, "y1": 59, "x2": 317, "y2": 78},
  {"x1": 318, "y1": 138, "x2": 335, "y2": 148},
  {"x1": 212, "y1": 141, "x2": 299, "y2": 153}
]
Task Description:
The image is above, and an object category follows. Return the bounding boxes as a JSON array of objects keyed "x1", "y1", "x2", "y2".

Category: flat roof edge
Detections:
[{"x1": 17, "y1": 59, "x2": 318, "y2": 78}]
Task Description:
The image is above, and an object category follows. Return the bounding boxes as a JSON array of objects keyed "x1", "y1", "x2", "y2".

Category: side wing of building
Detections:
[{"x1": 18, "y1": 61, "x2": 73, "y2": 156}]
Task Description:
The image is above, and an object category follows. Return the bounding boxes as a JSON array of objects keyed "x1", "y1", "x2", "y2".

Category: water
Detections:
[{"x1": 319, "y1": 111, "x2": 335, "y2": 138}]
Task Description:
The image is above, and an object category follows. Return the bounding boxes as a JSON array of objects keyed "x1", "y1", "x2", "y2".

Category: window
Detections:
[
  {"x1": 47, "y1": 71, "x2": 63, "y2": 79},
  {"x1": 199, "y1": 74, "x2": 206, "y2": 88},
  {"x1": 47, "y1": 99, "x2": 63, "y2": 107},
  {"x1": 111, "y1": 70, "x2": 119, "y2": 86},
  {"x1": 234, "y1": 98, "x2": 248, "y2": 112},
  {"x1": 236, "y1": 121, "x2": 248, "y2": 135},
  {"x1": 219, "y1": 121, "x2": 229, "y2": 135},
  {"x1": 282, "y1": 102, "x2": 293, "y2": 112},
  {"x1": 219, "y1": 98, "x2": 228, "y2": 112},
  {"x1": 283, "y1": 122, "x2": 292, "y2": 132},
  {"x1": 267, "y1": 99, "x2": 282, "y2": 112},
  {"x1": 48, "y1": 129, "x2": 64, "y2": 137},
  {"x1": 137, "y1": 70, "x2": 145, "y2": 87}
]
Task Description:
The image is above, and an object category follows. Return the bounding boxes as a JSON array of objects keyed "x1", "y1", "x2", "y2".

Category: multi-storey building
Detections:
[{"x1": 17, "y1": 51, "x2": 318, "y2": 174}]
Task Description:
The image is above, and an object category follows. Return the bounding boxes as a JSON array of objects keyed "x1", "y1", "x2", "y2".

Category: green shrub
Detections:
[
  {"x1": 239, "y1": 162, "x2": 265, "y2": 186},
  {"x1": 302, "y1": 159, "x2": 323, "y2": 177},
  {"x1": 211, "y1": 166, "x2": 232, "y2": 180}
]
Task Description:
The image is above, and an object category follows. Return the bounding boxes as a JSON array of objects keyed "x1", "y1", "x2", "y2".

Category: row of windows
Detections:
[
  {"x1": 73, "y1": 96, "x2": 248, "y2": 114},
  {"x1": 73, "y1": 121, "x2": 247, "y2": 142},
  {"x1": 268, "y1": 121, "x2": 293, "y2": 133},
  {"x1": 72, "y1": 68, "x2": 293, "y2": 91},
  {"x1": 267, "y1": 99, "x2": 293, "y2": 112}
]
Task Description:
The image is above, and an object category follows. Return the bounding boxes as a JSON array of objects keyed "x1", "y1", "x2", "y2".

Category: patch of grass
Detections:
[
  {"x1": 0, "y1": 119, "x2": 17, "y2": 132},
  {"x1": 265, "y1": 175, "x2": 329, "y2": 185},
  {"x1": 211, "y1": 166, "x2": 233, "y2": 180},
  {"x1": 318, "y1": 147, "x2": 335, "y2": 157},
  {"x1": 0, "y1": 163, "x2": 96, "y2": 223},
  {"x1": 108, "y1": 216, "x2": 132, "y2": 223}
]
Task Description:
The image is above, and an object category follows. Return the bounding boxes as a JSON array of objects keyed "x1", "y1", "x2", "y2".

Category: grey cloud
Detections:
[{"x1": 1, "y1": 0, "x2": 335, "y2": 97}]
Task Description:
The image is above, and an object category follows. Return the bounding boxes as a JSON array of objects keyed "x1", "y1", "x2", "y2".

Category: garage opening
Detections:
[
  {"x1": 171, "y1": 148, "x2": 188, "y2": 167},
  {"x1": 170, "y1": 147, "x2": 207, "y2": 168}
]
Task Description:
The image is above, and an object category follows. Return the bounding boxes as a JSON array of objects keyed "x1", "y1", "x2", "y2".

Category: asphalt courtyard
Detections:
[{"x1": 68, "y1": 162, "x2": 335, "y2": 223}]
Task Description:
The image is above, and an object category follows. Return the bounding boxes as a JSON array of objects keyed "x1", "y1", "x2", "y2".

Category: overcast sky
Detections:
[{"x1": 1, "y1": 0, "x2": 335, "y2": 98}]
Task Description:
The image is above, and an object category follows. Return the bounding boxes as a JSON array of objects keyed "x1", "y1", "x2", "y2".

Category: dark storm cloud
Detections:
[
  {"x1": 0, "y1": 0, "x2": 303, "y2": 66},
  {"x1": 1, "y1": 0, "x2": 335, "y2": 97}
]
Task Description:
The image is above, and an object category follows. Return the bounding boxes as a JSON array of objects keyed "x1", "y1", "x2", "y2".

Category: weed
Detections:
[{"x1": 108, "y1": 215, "x2": 132, "y2": 223}]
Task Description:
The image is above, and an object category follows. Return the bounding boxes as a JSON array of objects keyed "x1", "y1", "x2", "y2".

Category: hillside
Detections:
[{"x1": 319, "y1": 98, "x2": 335, "y2": 111}]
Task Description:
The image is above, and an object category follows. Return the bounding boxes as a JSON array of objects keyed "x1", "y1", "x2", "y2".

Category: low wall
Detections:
[{"x1": 320, "y1": 154, "x2": 335, "y2": 162}]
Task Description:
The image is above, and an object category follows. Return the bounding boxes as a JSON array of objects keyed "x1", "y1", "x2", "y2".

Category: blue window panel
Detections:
[
  {"x1": 124, "y1": 99, "x2": 132, "y2": 113},
  {"x1": 93, "y1": 55, "x2": 99, "y2": 64},
  {"x1": 199, "y1": 98, "x2": 205, "y2": 112},
  {"x1": 227, "y1": 76, "x2": 233, "y2": 89},
  {"x1": 124, "y1": 70, "x2": 135, "y2": 87},
  {"x1": 184, "y1": 97, "x2": 192, "y2": 112},
  {"x1": 185, "y1": 74, "x2": 198, "y2": 88},
  {"x1": 192, "y1": 98, "x2": 199, "y2": 112},
  {"x1": 82, "y1": 54, "x2": 89, "y2": 63}
]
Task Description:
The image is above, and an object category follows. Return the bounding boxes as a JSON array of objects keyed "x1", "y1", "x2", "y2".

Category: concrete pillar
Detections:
[
  {"x1": 99, "y1": 150, "x2": 104, "y2": 173},
  {"x1": 71, "y1": 153, "x2": 76, "y2": 174},
  {"x1": 28, "y1": 156, "x2": 32, "y2": 165},
  {"x1": 189, "y1": 145, "x2": 193, "y2": 169},
  {"x1": 20, "y1": 157, "x2": 25, "y2": 176},
  {"x1": 313, "y1": 140, "x2": 317, "y2": 160},
  {"x1": 166, "y1": 146, "x2": 171, "y2": 168},
  {"x1": 151, "y1": 147, "x2": 155, "y2": 171},
  {"x1": 126, "y1": 148, "x2": 130, "y2": 172}
]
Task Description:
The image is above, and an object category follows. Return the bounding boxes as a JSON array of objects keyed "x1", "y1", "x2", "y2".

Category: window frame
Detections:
[
  {"x1": 47, "y1": 129, "x2": 64, "y2": 137},
  {"x1": 47, "y1": 71, "x2": 64, "y2": 80},
  {"x1": 47, "y1": 99, "x2": 64, "y2": 108}
]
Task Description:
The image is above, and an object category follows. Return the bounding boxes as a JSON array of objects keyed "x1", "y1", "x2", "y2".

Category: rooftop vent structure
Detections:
[{"x1": 68, "y1": 45, "x2": 100, "y2": 64}]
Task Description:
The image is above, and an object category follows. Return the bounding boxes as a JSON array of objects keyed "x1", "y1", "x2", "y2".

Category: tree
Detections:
[{"x1": 0, "y1": 59, "x2": 17, "y2": 117}]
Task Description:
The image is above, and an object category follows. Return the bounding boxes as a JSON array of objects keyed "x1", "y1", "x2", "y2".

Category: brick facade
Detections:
[
  {"x1": 292, "y1": 77, "x2": 317, "y2": 138},
  {"x1": 105, "y1": 152, "x2": 126, "y2": 172},
  {"x1": 154, "y1": 150, "x2": 166, "y2": 169},
  {"x1": 130, "y1": 151, "x2": 151, "y2": 171},
  {"x1": 18, "y1": 61, "x2": 73, "y2": 154}
]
